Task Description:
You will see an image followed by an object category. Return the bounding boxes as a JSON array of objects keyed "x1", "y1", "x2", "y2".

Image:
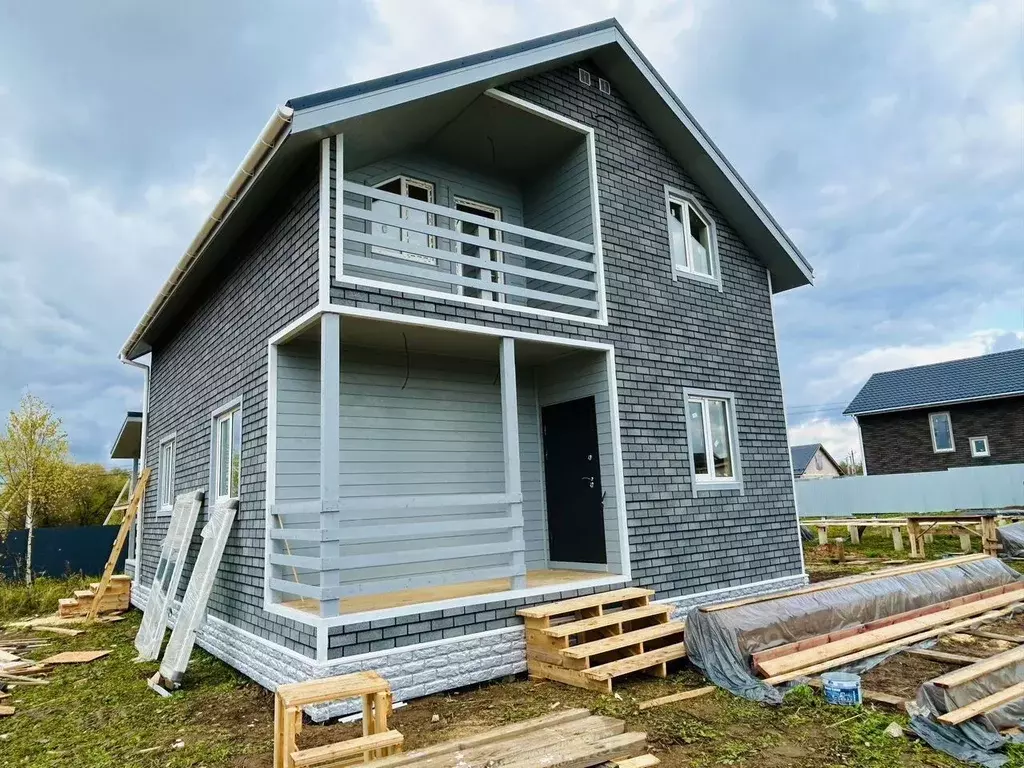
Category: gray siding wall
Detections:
[
  {"x1": 141, "y1": 155, "x2": 321, "y2": 657},
  {"x1": 276, "y1": 342, "x2": 321, "y2": 503},
  {"x1": 535, "y1": 351, "x2": 620, "y2": 573},
  {"x1": 325, "y1": 60, "x2": 802, "y2": 658}
]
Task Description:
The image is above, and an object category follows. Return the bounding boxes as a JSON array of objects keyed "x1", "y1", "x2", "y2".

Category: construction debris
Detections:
[
  {"x1": 638, "y1": 686, "x2": 715, "y2": 711},
  {"x1": 58, "y1": 576, "x2": 132, "y2": 619},
  {"x1": 38, "y1": 650, "x2": 110, "y2": 665}
]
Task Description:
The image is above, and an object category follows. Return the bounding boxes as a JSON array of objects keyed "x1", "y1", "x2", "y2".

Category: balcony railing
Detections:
[{"x1": 340, "y1": 182, "x2": 601, "y2": 319}]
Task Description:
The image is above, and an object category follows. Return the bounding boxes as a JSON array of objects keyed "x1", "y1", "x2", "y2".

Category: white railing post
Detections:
[
  {"x1": 320, "y1": 313, "x2": 342, "y2": 616},
  {"x1": 500, "y1": 337, "x2": 527, "y2": 590}
]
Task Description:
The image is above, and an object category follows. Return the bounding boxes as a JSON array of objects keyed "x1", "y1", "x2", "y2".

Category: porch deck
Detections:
[{"x1": 283, "y1": 568, "x2": 598, "y2": 616}]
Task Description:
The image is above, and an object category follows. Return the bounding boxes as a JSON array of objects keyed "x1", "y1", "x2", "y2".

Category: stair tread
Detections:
[
  {"x1": 518, "y1": 588, "x2": 655, "y2": 619},
  {"x1": 58, "y1": 598, "x2": 80, "y2": 606},
  {"x1": 73, "y1": 590, "x2": 96, "y2": 599},
  {"x1": 563, "y1": 621, "x2": 686, "y2": 659},
  {"x1": 584, "y1": 643, "x2": 688, "y2": 681},
  {"x1": 544, "y1": 605, "x2": 672, "y2": 638}
]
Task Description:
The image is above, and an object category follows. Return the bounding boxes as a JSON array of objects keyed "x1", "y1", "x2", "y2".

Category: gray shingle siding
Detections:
[
  {"x1": 141, "y1": 155, "x2": 320, "y2": 657},
  {"x1": 324, "y1": 61, "x2": 802, "y2": 656}
]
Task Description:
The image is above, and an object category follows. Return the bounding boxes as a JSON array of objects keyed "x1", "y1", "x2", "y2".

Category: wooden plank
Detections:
[
  {"x1": 545, "y1": 605, "x2": 671, "y2": 639},
  {"x1": 753, "y1": 583, "x2": 1024, "y2": 668},
  {"x1": 0, "y1": 706, "x2": 14, "y2": 717},
  {"x1": 763, "y1": 605, "x2": 1020, "y2": 685},
  {"x1": 499, "y1": 731, "x2": 647, "y2": 768},
  {"x1": 87, "y1": 467, "x2": 149, "y2": 621},
  {"x1": 905, "y1": 648, "x2": 985, "y2": 665},
  {"x1": 563, "y1": 622, "x2": 685, "y2": 660},
  {"x1": 932, "y1": 645, "x2": 1024, "y2": 689},
  {"x1": 757, "y1": 588, "x2": 1024, "y2": 678},
  {"x1": 966, "y1": 630, "x2": 1024, "y2": 643},
  {"x1": 700, "y1": 554, "x2": 991, "y2": 613},
  {"x1": 278, "y1": 671, "x2": 388, "y2": 708},
  {"x1": 609, "y1": 757, "x2": 660, "y2": 768},
  {"x1": 528, "y1": 659, "x2": 611, "y2": 693},
  {"x1": 585, "y1": 643, "x2": 688, "y2": 682},
  {"x1": 518, "y1": 589, "x2": 654, "y2": 619},
  {"x1": 31, "y1": 626, "x2": 83, "y2": 637},
  {"x1": 291, "y1": 730, "x2": 404, "y2": 767},
  {"x1": 638, "y1": 686, "x2": 716, "y2": 711},
  {"x1": 938, "y1": 681, "x2": 1024, "y2": 725},
  {"x1": 39, "y1": 650, "x2": 110, "y2": 664}
]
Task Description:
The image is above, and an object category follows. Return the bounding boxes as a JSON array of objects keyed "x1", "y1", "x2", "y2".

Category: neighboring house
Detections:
[
  {"x1": 119, "y1": 20, "x2": 814, "y2": 707},
  {"x1": 844, "y1": 348, "x2": 1024, "y2": 476},
  {"x1": 790, "y1": 443, "x2": 843, "y2": 479}
]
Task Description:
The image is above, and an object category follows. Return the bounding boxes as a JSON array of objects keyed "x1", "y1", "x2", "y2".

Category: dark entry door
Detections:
[{"x1": 542, "y1": 396, "x2": 606, "y2": 564}]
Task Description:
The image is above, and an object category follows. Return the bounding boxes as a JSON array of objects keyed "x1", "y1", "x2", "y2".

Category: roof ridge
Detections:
[{"x1": 868, "y1": 346, "x2": 1024, "y2": 379}]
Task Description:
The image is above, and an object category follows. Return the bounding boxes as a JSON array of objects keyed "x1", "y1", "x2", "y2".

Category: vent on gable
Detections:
[
  {"x1": 598, "y1": 78, "x2": 611, "y2": 95},
  {"x1": 578, "y1": 68, "x2": 592, "y2": 86}
]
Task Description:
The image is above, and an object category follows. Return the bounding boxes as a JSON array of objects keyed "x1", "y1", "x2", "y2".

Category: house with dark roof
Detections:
[
  {"x1": 844, "y1": 348, "x2": 1024, "y2": 476},
  {"x1": 790, "y1": 443, "x2": 843, "y2": 479},
  {"x1": 118, "y1": 20, "x2": 814, "y2": 707}
]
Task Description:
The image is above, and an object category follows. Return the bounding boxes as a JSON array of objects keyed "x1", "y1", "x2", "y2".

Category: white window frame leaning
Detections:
[
  {"x1": 683, "y1": 388, "x2": 743, "y2": 494},
  {"x1": 969, "y1": 436, "x2": 990, "y2": 458},
  {"x1": 211, "y1": 398, "x2": 243, "y2": 502},
  {"x1": 370, "y1": 175, "x2": 437, "y2": 266},
  {"x1": 157, "y1": 434, "x2": 176, "y2": 514},
  {"x1": 664, "y1": 185, "x2": 722, "y2": 289},
  {"x1": 928, "y1": 411, "x2": 955, "y2": 453}
]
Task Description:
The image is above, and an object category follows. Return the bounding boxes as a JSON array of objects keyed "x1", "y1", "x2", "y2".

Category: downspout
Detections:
[{"x1": 120, "y1": 355, "x2": 150, "y2": 569}]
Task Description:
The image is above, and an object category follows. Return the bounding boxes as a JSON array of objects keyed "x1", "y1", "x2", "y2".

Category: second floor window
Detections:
[
  {"x1": 666, "y1": 189, "x2": 719, "y2": 283},
  {"x1": 371, "y1": 176, "x2": 437, "y2": 265},
  {"x1": 158, "y1": 437, "x2": 175, "y2": 511},
  {"x1": 929, "y1": 411, "x2": 955, "y2": 453}
]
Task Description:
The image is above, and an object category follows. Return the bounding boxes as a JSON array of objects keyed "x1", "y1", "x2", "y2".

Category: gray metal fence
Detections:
[{"x1": 796, "y1": 463, "x2": 1024, "y2": 518}]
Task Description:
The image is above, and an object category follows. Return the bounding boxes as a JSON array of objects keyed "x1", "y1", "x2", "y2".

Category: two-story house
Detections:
[{"x1": 120, "y1": 20, "x2": 814, "y2": 711}]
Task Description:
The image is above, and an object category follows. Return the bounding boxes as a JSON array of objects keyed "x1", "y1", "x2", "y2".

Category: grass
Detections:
[{"x1": 0, "y1": 575, "x2": 92, "y2": 623}]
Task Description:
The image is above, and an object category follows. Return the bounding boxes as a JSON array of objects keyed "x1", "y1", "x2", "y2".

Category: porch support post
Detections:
[
  {"x1": 499, "y1": 337, "x2": 527, "y2": 590},
  {"x1": 319, "y1": 313, "x2": 342, "y2": 617}
]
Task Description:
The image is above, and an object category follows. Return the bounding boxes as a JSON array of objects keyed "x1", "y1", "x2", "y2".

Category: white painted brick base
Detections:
[{"x1": 131, "y1": 572, "x2": 806, "y2": 720}]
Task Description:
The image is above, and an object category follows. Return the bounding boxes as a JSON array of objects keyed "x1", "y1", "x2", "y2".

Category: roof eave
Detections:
[{"x1": 845, "y1": 390, "x2": 1024, "y2": 417}]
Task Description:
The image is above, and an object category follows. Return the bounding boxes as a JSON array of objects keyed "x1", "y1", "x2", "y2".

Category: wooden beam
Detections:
[
  {"x1": 638, "y1": 685, "x2": 715, "y2": 710},
  {"x1": 763, "y1": 605, "x2": 1020, "y2": 685},
  {"x1": 758, "y1": 588, "x2": 1024, "y2": 679},
  {"x1": 966, "y1": 629, "x2": 1024, "y2": 643},
  {"x1": 932, "y1": 645, "x2": 1024, "y2": 689},
  {"x1": 938, "y1": 681, "x2": 1024, "y2": 725},
  {"x1": 700, "y1": 554, "x2": 990, "y2": 613},
  {"x1": 904, "y1": 648, "x2": 985, "y2": 665}
]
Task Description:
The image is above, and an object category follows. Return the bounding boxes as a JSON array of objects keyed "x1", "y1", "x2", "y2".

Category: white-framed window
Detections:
[
  {"x1": 213, "y1": 404, "x2": 242, "y2": 500},
  {"x1": 684, "y1": 389, "x2": 742, "y2": 492},
  {"x1": 370, "y1": 176, "x2": 437, "y2": 265},
  {"x1": 665, "y1": 186, "x2": 720, "y2": 286},
  {"x1": 454, "y1": 197, "x2": 504, "y2": 302},
  {"x1": 157, "y1": 435, "x2": 176, "y2": 513},
  {"x1": 928, "y1": 411, "x2": 955, "y2": 453},
  {"x1": 970, "y1": 436, "x2": 990, "y2": 458}
]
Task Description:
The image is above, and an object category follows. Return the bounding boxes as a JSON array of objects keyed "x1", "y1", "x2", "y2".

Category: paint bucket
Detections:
[{"x1": 821, "y1": 672, "x2": 862, "y2": 706}]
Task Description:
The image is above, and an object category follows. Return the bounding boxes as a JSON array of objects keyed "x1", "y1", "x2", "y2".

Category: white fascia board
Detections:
[{"x1": 289, "y1": 28, "x2": 618, "y2": 135}]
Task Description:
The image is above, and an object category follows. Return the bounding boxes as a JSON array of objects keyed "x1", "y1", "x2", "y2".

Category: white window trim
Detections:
[
  {"x1": 684, "y1": 388, "x2": 743, "y2": 495},
  {"x1": 928, "y1": 411, "x2": 955, "y2": 453},
  {"x1": 157, "y1": 433, "x2": 176, "y2": 515},
  {"x1": 664, "y1": 185, "x2": 722, "y2": 290},
  {"x1": 453, "y1": 196, "x2": 504, "y2": 303},
  {"x1": 969, "y1": 436, "x2": 990, "y2": 458},
  {"x1": 370, "y1": 175, "x2": 437, "y2": 265},
  {"x1": 210, "y1": 397, "x2": 243, "y2": 502}
]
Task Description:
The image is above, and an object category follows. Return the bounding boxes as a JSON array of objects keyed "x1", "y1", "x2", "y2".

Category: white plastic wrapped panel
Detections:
[{"x1": 134, "y1": 490, "x2": 204, "y2": 660}]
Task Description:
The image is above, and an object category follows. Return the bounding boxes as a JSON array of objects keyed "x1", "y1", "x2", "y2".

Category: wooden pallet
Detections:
[
  {"x1": 58, "y1": 575, "x2": 131, "y2": 618},
  {"x1": 519, "y1": 588, "x2": 687, "y2": 693}
]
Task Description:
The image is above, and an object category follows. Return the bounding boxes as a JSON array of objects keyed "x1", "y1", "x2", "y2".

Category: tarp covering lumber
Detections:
[
  {"x1": 997, "y1": 523, "x2": 1024, "y2": 559},
  {"x1": 685, "y1": 556, "x2": 1023, "y2": 704}
]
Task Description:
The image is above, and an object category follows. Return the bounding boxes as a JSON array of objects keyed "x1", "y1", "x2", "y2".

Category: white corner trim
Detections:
[
  {"x1": 318, "y1": 137, "x2": 332, "y2": 307},
  {"x1": 485, "y1": 88, "x2": 590, "y2": 134},
  {"x1": 264, "y1": 340, "x2": 279, "y2": 618},
  {"x1": 605, "y1": 349, "x2": 632, "y2": 580}
]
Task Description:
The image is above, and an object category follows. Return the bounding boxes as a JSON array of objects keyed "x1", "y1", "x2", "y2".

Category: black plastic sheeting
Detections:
[
  {"x1": 909, "y1": 654, "x2": 1024, "y2": 766},
  {"x1": 998, "y1": 523, "x2": 1024, "y2": 559},
  {"x1": 685, "y1": 557, "x2": 1023, "y2": 705}
]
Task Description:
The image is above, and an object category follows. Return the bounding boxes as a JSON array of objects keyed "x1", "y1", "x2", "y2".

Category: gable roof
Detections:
[
  {"x1": 844, "y1": 348, "x2": 1024, "y2": 416},
  {"x1": 790, "y1": 443, "x2": 842, "y2": 477},
  {"x1": 121, "y1": 18, "x2": 813, "y2": 360}
]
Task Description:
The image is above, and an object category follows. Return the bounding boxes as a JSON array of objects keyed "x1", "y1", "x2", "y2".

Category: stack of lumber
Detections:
[
  {"x1": 750, "y1": 579, "x2": 1024, "y2": 685},
  {"x1": 518, "y1": 588, "x2": 687, "y2": 693},
  {"x1": 360, "y1": 708, "x2": 655, "y2": 767},
  {"x1": 58, "y1": 575, "x2": 131, "y2": 618},
  {"x1": 924, "y1": 644, "x2": 1024, "y2": 726}
]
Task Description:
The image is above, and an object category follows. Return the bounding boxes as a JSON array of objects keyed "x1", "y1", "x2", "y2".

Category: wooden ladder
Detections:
[{"x1": 518, "y1": 588, "x2": 687, "y2": 693}]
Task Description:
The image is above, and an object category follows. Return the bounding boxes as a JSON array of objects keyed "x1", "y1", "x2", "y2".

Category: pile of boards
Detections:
[{"x1": 0, "y1": 633, "x2": 111, "y2": 718}]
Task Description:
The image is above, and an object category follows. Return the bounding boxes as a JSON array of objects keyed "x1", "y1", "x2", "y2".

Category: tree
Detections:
[
  {"x1": 61, "y1": 464, "x2": 130, "y2": 526},
  {"x1": 839, "y1": 449, "x2": 864, "y2": 476},
  {"x1": 0, "y1": 394, "x2": 75, "y2": 584}
]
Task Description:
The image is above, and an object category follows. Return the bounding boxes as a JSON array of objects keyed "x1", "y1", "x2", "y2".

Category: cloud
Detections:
[{"x1": 789, "y1": 417, "x2": 860, "y2": 465}]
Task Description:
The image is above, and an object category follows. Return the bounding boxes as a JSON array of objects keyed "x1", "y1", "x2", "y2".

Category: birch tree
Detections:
[{"x1": 0, "y1": 394, "x2": 74, "y2": 584}]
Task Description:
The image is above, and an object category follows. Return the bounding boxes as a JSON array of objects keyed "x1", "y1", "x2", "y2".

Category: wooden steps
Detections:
[
  {"x1": 518, "y1": 588, "x2": 686, "y2": 692},
  {"x1": 58, "y1": 575, "x2": 130, "y2": 618}
]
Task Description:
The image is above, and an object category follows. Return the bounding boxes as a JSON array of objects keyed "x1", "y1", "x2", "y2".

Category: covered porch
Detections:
[{"x1": 266, "y1": 314, "x2": 626, "y2": 619}]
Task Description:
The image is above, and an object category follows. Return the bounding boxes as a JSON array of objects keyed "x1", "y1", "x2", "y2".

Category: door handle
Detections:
[{"x1": 582, "y1": 476, "x2": 595, "y2": 488}]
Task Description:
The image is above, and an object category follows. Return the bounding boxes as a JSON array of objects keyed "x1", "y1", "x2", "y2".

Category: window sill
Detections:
[
  {"x1": 158, "y1": 505, "x2": 174, "y2": 516},
  {"x1": 694, "y1": 480, "x2": 743, "y2": 494},
  {"x1": 674, "y1": 267, "x2": 721, "y2": 290},
  {"x1": 932, "y1": 448, "x2": 956, "y2": 454}
]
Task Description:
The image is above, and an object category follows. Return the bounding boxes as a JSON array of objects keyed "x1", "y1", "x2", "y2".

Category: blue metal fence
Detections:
[{"x1": 0, "y1": 525, "x2": 122, "y2": 580}]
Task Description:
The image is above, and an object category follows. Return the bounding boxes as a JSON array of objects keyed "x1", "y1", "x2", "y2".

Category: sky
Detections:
[{"x1": 0, "y1": 0, "x2": 1021, "y2": 467}]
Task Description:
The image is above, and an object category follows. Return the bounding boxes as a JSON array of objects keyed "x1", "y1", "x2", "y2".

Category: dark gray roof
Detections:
[
  {"x1": 790, "y1": 443, "x2": 842, "y2": 477},
  {"x1": 288, "y1": 20, "x2": 618, "y2": 111},
  {"x1": 844, "y1": 348, "x2": 1024, "y2": 416}
]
